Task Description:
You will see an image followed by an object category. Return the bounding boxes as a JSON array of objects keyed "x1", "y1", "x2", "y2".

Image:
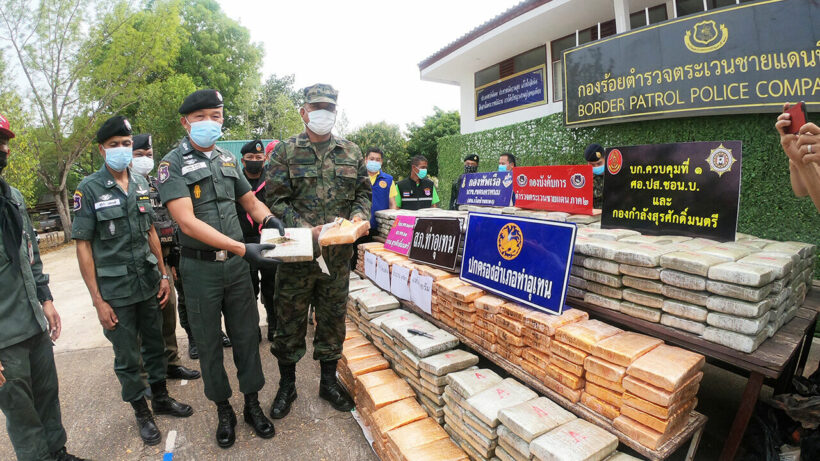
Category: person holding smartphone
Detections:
[{"x1": 776, "y1": 103, "x2": 820, "y2": 212}]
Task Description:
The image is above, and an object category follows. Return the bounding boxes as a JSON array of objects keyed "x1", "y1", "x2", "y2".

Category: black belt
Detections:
[{"x1": 180, "y1": 247, "x2": 235, "y2": 262}]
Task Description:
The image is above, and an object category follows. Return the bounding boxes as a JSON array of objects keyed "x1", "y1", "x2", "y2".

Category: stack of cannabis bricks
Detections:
[
  {"x1": 442, "y1": 367, "x2": 626, "y2": 461},
  {"x1": 339, "y1": 322, "x2": 470, "y2": 461},
  {"x1": 569, "y1": 228, "x2": 816, "y2": 353}
]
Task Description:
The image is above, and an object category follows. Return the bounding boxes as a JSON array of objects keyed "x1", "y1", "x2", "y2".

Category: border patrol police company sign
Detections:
[
  {"x1": 601, "y1": 141, "x2": 742, "y2": 242},
  {"x1": 461, "y1": 213, "x2": 577, "y2": 315},
  {"x1": 457, "y1": 171, "x2": 514, "y2": 206},
  {"x1": 563, "y1": 0, "x2": 820, "y2": 127},
  {"x1": 476, "y1": 64, "x2": 547, "y2": 120}
]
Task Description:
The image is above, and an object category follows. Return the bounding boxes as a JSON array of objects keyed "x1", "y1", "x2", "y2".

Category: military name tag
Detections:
[
  {"x1": 181, "y1": 162, "x2": 207, "y2": 176},
  {"x1": 94, "y1": 199, "x2": 121, "y2": 210}
]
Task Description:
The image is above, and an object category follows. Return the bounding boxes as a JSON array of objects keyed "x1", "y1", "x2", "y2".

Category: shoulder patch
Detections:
[
  {"x1": 158, "y1": 161, "x2": 171, "y2": 183},
  {"x1": 72, "y1": 190, "x2": 83, "y2": 212}
]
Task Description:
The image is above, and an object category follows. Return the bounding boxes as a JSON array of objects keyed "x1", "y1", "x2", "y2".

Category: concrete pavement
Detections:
[{"x1": 0, "y1": 243, "x2": 377, "y2": 461}]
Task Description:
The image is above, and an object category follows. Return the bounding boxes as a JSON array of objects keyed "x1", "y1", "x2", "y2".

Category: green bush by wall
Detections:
[{"x1": 438, "y1": 112, "x2": 819, "y2": 276}]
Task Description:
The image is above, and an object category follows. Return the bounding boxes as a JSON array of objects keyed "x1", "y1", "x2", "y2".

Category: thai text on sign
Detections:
[
  {"x1": 408, "y1": 217, "x2": 462, "y2": 271},
  {"x1": 384, "y1": 215, "x2": 416, "y2": 255},
  {"x1": 457, "y1": 171, "x2": 514, "y2": 207},
  {"x1": 461, "y1": 213, "x2": 577, "y2": 315},
  {"x1": 601, "y1": 141, "x2": 741, "y2": 241},
  {"x1": 513, "y1": 165, "x2": 593, "y2": 215}
]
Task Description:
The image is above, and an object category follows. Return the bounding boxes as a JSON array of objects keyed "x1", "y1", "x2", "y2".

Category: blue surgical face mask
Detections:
[
  {"x1": 417, "y1": 168, "x2": 428, "y2": 179},
  {"x1": 498, "y1": 164, "x2": 507, "y2": 172},
  {"x1": 105, "y1": 147, "x2": 133, "y2": 172},
  {"x1": 186, "y1": 118, "x2": 222, "y2": 147},
  {"x1": 593, "y1": 165, "x2": 605, "y2": 176},
  {"x1": 366, "y1": 160, "x2": 381, "y2": 173}
]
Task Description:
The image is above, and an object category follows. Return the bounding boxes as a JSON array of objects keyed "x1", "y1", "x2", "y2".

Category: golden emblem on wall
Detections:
[
  {"x1": 497, "y1": 223, "x2": 524, "y2": 261},
  {"x1": 684, "y1": 20, "x2": 728, "y2": 54}
]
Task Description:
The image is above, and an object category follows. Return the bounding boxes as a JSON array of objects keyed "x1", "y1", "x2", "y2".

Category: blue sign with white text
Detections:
[
  {"x1": 475, "y1": 65, "x2": 547, "y2": 120},
  {"x1": 460, "y1": 213, "x2": 577, "y2": 315},
  {"x1": 457, "y1": 171, "x2": 514, "y2": 207}
]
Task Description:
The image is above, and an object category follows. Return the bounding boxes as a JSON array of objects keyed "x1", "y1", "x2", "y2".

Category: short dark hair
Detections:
[
  {"x1": 410, "y1": 155, "x2": 427, "y2": 167},
  {"x1": 501, "y1": 153, "x2": 516, "y2": 166},
  {"x1": 367, "y1": 147, "x2": 383, "y2": 159}
]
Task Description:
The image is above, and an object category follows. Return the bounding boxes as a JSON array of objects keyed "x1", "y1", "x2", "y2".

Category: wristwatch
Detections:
[{"x1": 161, "y1": 274, "x2": 171, "y2": 281}]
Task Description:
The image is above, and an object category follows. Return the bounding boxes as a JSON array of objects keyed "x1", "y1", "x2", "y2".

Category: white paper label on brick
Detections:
[
  {"x1": 376, "y1": 257, "x2": 391, "y2": 291},
  {"x1": 410, "y1": 270, "x2": 434, "y2": 315},
  {"x1": 391, "y1": 264, "x2": 411, "y2": 300},
  {"x1": 364, "y1": 252, "x2": 377, "y2": 280}
]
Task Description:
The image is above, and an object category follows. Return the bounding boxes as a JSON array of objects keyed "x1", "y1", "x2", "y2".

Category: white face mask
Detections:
[
  {"x1": 131, "y1": 156, "x2": 154, "y2": 176},
  {"x1": 305, "y1": 109, "x2": 336, "y2": 135}
]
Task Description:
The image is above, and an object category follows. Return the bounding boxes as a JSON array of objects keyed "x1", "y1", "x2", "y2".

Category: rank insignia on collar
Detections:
[
  {"x1": 106, "y1": 180, "x2": 113, "y2": 186},
  {"x1": 220, "y1": 154, "x2": 234, "y2": 163}
]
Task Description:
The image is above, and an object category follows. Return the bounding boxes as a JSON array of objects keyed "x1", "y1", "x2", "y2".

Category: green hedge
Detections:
[{"x1": 438, "y1": 112, "x2": 819, "y2": 276}]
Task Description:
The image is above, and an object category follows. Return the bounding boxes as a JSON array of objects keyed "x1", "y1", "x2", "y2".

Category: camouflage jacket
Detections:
[
  {"x1": 593, "y1": 174, "x2": 604, "y2": 209},
  {"x1": 265, "y1": 132, "x2": 371, "y2": 228}
]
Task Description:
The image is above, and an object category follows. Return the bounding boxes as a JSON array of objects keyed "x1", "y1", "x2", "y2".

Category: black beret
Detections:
[
  {"x1": 178, "y1": 89, "x2": 224, "y2": 115},
  {"x1": 464, "y1": 154, "x2": 479, "y2": 163},
  {"x1": 132, "y1": 134, "x2": 152, "y2": 151},
  {"x1": 584, "y1": 143, "x2": 605, "y2": 162},
  {"x1": 241, "y1": 139, "x2": 265, "y2": 155},
  {"x1": 96, "y1": 115, "x2": 132, "y2": 144}
]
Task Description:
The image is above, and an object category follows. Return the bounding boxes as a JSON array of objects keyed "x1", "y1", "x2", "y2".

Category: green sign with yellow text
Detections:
[{"x1": 563, "y1": 0, "x2": 820, "y2": 127}]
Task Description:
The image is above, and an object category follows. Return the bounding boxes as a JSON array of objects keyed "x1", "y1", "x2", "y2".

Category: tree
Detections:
[
  {"x1": 0, "y1": 50, "x2": 41, "y2": 205},
  {"x1": 175, "y1": 0, "x2": 263, "y2": 135},
  {"x1": 406, "y1": 107, "x2": 460, "y2": 176},
  {"x1": 247, "y1": 74, "x2": 303, "y2": 141},
  {"x1": 347, "y1": 122, "x2": 408, "y2": 179},
  {"x1": 0, "y1": 0, "x2": 185, "y2": 240}
]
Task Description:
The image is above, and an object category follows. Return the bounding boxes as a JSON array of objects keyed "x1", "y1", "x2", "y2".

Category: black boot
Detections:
[
  {"x1": 244, "y1": 392, "x2": 275, "y2": 438},
  {"x1": 267, "y1": 324, "x2": 275, "y2": 342},
  {"x1": 151, "y1": 381, "x2": 194, "y2": 417},
  {"x1": 130, "y1": 398, "x2": 161, "y2": 445},
  {"x1": 221, "y1": 331, "x2": 232, "y2": 348},
  {"x1": 215, "y1": 401, "x2": 237, "y2": 448},
  {"x1": 186, "y1": 329, "x2": 198, "y2": 360},
  {"x1": 270, "y1": 363, "x2": 297, "y2": 419},
  {"x1": 51, "y1": 447, "x2": 87, "y2": 461},
  {"x1": 319, "y1": 360, "x2": 354, "y2": 412},
  {"x1": 167, "y1": 364, "x2": 201, "y2": 380}
]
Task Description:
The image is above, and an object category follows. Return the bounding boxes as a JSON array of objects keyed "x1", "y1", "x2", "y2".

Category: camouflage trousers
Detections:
[{"x1": 271, "y1": 244, "x2": 353, "y2": 365}]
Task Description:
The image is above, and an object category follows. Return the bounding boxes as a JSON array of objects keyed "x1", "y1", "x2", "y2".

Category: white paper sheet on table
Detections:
[
  {"x1": 390, "y1": 265, "x2": 411, "y2": 300},
  {"x1": 410, "y1": 269, "x2": 433, "y2": 315},
  {"x1": 375, "y1": 257, "x2": 391, "y2": 291},
  {"x1": 364, "y1": 252, "x2": 377, "y2": 280}
]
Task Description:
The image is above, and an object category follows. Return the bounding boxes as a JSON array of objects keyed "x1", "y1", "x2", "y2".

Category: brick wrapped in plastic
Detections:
[
  {"x1": 318, "y1": 218, "x2": 370, "y2": 246},
  {"x1": 622, "y1": 372, "x2": 703, "y2": 407},
  {"x1": 555, "y1": 319, "x2": 623, "y2": 354},
  {"x1": 626, "y1": 345, "x2": 704, "y2": 392},
  {"x1": 386, "y1": 417, "x2": 449, "y2": 457},
  {"x1": 584, "y1": 356, "x2": 627, "y2": 383},
  {"x1": 398, "y1": 437, "x2": 469, "y2": 461},
  {"x1": 372, "y1": 398, "x2": 428, "y2": 435},
  {"x1": 498, "y1": 397, "x2": 576, "y2": 443},
  {"x1": 530, "y1": 418, "x2": 618, "y2": 461},
  {"x1": 591, "y1": 332, "x2": 663, "y2": 368}
]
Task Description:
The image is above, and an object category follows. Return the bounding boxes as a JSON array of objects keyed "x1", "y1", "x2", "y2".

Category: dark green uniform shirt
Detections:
[
  {"x1": 156, "y1": 137, "x2": 252, "y2": 250},
  {"x1": 71, "y1": 165, "x2": 160, "y2": 308},
  {"x1": 265, "y1": 132, "x2": 370, "y2": 228},
  {"x1": 0, "y1": 184, "x2": 51, "y2": 349}
]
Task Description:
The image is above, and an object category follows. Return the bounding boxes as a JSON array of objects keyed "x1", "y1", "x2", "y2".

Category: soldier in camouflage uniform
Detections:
[
  {"x1": 131, "y1": 134, "x2": 200, "y2": 381},
  {"x1": 585, "y1": 143, "x2": 606, "y2": 209},
  {"x1": 265, "y1": 83, "x2": 371, "y2": 419}
]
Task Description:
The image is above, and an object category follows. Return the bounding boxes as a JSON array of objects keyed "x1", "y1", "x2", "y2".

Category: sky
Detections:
[{"x1": 219, "y1": 0, "x2": 522, "y2": 133}]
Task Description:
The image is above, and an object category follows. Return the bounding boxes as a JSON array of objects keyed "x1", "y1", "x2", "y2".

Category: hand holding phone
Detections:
[{"x1": 785, "y1": 102, "x2": 808, "y2": 135}]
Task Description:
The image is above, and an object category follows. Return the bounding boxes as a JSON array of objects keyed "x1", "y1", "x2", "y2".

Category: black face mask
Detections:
[
  {"x1": 244, "y1": 160, "x2": 264, "y2": 175},
  {"x1": 464, "y1": 165, "x2": 477, "y2": 174},
  {"x1": 0, "y1": 151, "x2": 7, "y2": 174}
]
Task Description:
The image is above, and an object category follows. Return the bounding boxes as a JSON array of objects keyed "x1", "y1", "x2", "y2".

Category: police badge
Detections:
[
  {"x1": 706, "y1": 144, "x2": 736, "y2": 177},
  {"x1": 158, "y1": 161, "x2": 170, "y2": 183}
]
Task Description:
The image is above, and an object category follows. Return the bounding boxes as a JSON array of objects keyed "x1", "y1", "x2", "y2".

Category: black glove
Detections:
[
  {"x1": 262, "y1": 215, "x2": 285, "y2": 236},
  {"x1": 243, "y1": 243, "x2": 280, "y2": 268}
]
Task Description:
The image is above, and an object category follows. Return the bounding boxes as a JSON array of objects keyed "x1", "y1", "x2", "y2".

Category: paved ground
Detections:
[
  {"x1": 2, "y1": 243, "x2": 818, "y2": 460},
  {"x1": 0, "y1": 244, "x2": 377, "y2": 461}
]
